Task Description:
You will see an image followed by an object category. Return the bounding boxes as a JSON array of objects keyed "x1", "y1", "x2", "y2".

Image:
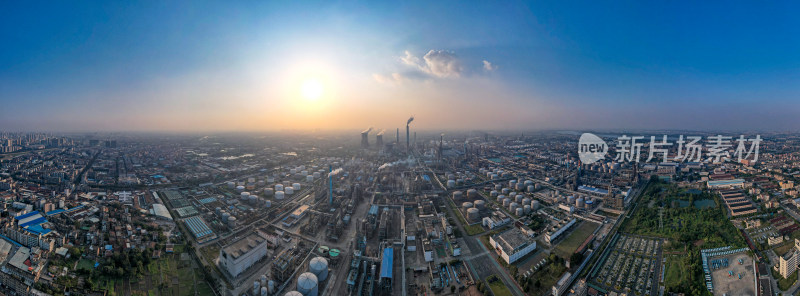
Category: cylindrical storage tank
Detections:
[
  {"x1": 576, "y1": 197, "x2": 585, "y2": 209},
  {"x1": 516, "y1": 183, "x2": 525, "y2": 191},
  {"x1": 261, "y1": 287, "x2": 268, "y2": 296},
  {"x1": 222, "y1": 212, "x2": 230, "y2": 221},
  {"x1": 301, "y1": 170, "x2": 308, "y2": 176},
  {"x1": 467, "y1": 189, "x2": 478, "y2": 199},
  {"x1": 532, "y1": 200, "x2": 540, "y2": 210},
  {"x1": 509, "y1": 180, "x2": 517, "y2": 188},
  {"x1": 267, "y1": 177, "x2": 275, "y2": 183},
  {"x1": 491, "y1": 173, "x2": 498, "y2": 180},
  {"x1": 261, "y1": 275, "x2": 267, "y2": 287},
  {"x1": 515, "y1": 194, "x2": 523, "y2": 203},
  {"x1": 293, "y1": 183, "x2": 302, "y2": 190},
  {"x1": 215, "y1": 207, "x2": 222, "y2": 216},
  {"x1": 527, "y1": 185, "x2": 535, "y2": 192},
  {"x1": 290, "y1": 168, "x2": 297, "y2": 175},
  {"x1": 313, "y1": 172, "x2": 321, "y2": 179},
  {"x1": 264, "y1": 188, "x2": 274, "y2": 196},
  {"x1": 467, "y1": 208, "x2": 480, "y2": 220},
  {"x1": 456, "y1": 178, "x2": 463, "y2": 185},
  {"x1": 502, "y1": 198, "x2": 510, "y2": 207},
  {"x1": 516, "y1": 207, "x2": 524, "y2": 216},
  {"x1": 297, "y1": 272, "x2": 318, "y2": 296},
  {"x1": 275, "y1": 184, "x2": 284, "y2": 192},
  {"x1": 501, "y1": 188, "x2": 510, "y2": 195},
  {"x1": 307, "y1": 175, "x2": 314, "y2": 182},
  {"x1": 510, "y1": 202, "x2": 519, "y2": 212},
  {"x1": 474, "y1": 200, "x2": 486, "y2": 209},
  {"x1": 228, "y1": 216, "x2": 236, "y2": 228},
  {"x1": 497, "y1": 194, "x2": 506, "y2": 201},
  {"x1": 264, "y1": 199, "x2": 272, "y2": 208},
  {"x1": 236, "y1": 185, "x2": 245, "y2": 192},
  {"x1": 275, "y1": 191, "x2": 285, "y2": 200},
  {"x1": 460, "y1": 201, "x2": 473, "y2": 210},
  {"x1": 269, "y1": 281, "x2": 276, "y2": 294},
  {"x1": 524, "y1": 205, "x2": 531, "y2": 214},
  {"x1": 285, "y1": 187, "x2": 294, "y2": 195},
  {"x1": 285, "y1": 291, "x2": 303, "y2": 296},
  {"x1": 226, "y1": 181, "x2": 235, "y2": 188},
  {"x1": 309, "y1": 257, "x2": 329, "y2": 281},
  {"x1": 524, "y1": 180, "x2": 534, "y2": 186},
  {"x1": 447, "y1": 180, "x2": 456, "y2": 188},
  {"x1": 452, "y1": 191, "x2": 463, "y2": 200},
  {"x1": 567, "y1": 196, "x2": 576, "y2": 204},
  {"x1": 254, "y1": 281, "x2": 261, "y2": 295},
  {"x1": 490, "y1": 190, "x2": 498, "y2": 197},
  {"x1": 522, "y1": 198, "x2": 531, "y2": 206},
  {"x1": 494, "y1": 184, "x2": 502, "y2": 190}
]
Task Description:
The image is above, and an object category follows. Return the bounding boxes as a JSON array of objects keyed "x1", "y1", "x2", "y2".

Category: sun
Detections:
[{"x1": 301, "y1": 78, "x2": 324, "y2": 101}]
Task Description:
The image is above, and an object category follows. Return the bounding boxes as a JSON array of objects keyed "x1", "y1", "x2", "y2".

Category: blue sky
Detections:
[{"x1": 1, "y1": 1, "x2": 799, "y2": 131}]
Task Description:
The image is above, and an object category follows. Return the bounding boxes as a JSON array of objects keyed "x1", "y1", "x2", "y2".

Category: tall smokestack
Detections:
[
  {"x1": 406, "y1": 116, "x2": 414, "y2": 153},
  {"x1": 328, "y1": 165, "x2": 333, "y2": 205},
  {"x1": 396, "y1": 128, "x2": 399, "y2": 143}
]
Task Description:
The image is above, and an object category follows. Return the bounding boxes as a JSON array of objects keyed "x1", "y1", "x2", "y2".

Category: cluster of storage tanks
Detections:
[
  {"x1": 214, "y1": 207, "x2": 238, "y2": 228},
  {"x1": 479, "y1": 167, "x2": 513, "y2": 180},
  {"x1": 564, "y1": 195, "x2": 596, "y2": 210},
  {"x1": 251, "y1": 256, "x2": 329, "y2": 296},
  {"x1": 279, "y1": 256, "x2": 329, "y2": 296}
]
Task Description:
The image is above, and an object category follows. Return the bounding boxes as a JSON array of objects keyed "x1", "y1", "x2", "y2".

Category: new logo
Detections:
[{"x1": 578, "y1": 133, "x2": 608, "y2": 164}]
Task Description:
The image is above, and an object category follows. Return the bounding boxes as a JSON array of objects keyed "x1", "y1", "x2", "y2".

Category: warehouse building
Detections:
[
  {"x1": 489, "y1": 227, "x2": 537, "y2": 264},
  {"x1": 219, "y1": 231, "x2": 268, "y2": 278}
]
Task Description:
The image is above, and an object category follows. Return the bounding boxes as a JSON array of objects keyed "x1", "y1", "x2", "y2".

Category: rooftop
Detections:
[{"x1": 223, "y1": 232, "x2": 266, "y2": 260}]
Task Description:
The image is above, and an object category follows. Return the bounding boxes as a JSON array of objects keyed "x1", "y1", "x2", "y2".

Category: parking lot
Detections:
[
  {"x1": 709, "y1": 253, "x2": 755, "y2": 296},
  {"x1": 746, "y1": 225, "x2": 776, "y2": 244},
  {"x1": 593, "y1": 235, "x2": 663, "y2": 295}
]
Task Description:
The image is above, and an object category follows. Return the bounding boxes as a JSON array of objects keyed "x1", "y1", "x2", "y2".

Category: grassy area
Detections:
[
  {"x1": 77, "y1": 259, "x2": 95, "y2": 271},
  {"x1": 773, "y1": 268, "x2": 798, "y2": 291},
  {"x1": 486, "y1": 275, "x2": 513, "y2": 296},
  {"x1": 773, "y1": 241, "x2": 795, "y2": 257},
  {"x1": 664, "y1": 256, "x2": 690, "y2": 290},
  {"x1": 520, "y1": 257, "x2": 568, "y2": 295},
  {"x1": 553, "y1": 221, "x2": 599, "y2": 258}
]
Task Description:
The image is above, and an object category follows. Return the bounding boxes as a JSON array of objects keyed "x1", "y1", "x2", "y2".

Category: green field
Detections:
[
  {"x1": 77, "y1": 259, "x2": 95, "y2": 271},
  {"x1": 553, "y1": 221, "x2": 599, "y2": 258},
  {"x1": 486, "y1": 275, "x2": 513, "y2": 296},
  {"x1": 664, "y1": 256, "x2": 690, "y2": 290}
]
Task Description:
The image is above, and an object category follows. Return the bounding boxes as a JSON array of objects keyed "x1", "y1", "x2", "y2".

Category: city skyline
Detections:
[{"x1": 2, "y1": 1, "x2": 800, "y2": 132}]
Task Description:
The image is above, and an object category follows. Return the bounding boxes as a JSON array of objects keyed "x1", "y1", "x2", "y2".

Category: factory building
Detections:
[
  {"x1": 489, "y1": 227, "x2": 536, "y2": 264},
  {"x1": 219, "y1": 232, "x2": 268, "y2": 278},
  {"x1": 545, "y1": 218, "x2": 577, "y2": 244}
]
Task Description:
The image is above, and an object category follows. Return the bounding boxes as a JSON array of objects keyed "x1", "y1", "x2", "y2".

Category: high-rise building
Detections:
[{"x1": 780, "y1": 251, "x2": 797, "y2": 279}]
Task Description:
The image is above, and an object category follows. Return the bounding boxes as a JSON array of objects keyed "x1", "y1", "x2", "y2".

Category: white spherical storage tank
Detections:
[
  {"x1": 275, "y1": 191, "x2": 285, "y2": 200},
  {"x1": 309, "y1": 257, "x2": 329, "y2": 281},
  {"x1": 297, "y1": 272, "x2": 318, "y2": 296}
]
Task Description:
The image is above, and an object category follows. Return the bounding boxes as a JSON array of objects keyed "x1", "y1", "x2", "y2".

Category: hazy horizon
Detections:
[{"x1": 2, "y1": 1, "x2": 800, "y2": 131}]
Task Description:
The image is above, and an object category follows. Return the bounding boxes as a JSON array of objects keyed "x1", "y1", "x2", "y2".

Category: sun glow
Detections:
[{"x1": 301, "y1": 78, "x2": 324, "y2": 101}]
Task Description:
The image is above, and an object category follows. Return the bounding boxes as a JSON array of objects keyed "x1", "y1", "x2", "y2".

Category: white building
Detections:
[
  {"x1": 482, "y1": 211, "x2": 511, "y2": 230},
  {"x1": 489, "y1": 227, "x2": 537, "y2": 264},
  {"x1": 545, "y1": 218, "x2": 577, "y2": 244},
  {"x1": 219, "y1": 232, "x2": 268, "y2": 278}
]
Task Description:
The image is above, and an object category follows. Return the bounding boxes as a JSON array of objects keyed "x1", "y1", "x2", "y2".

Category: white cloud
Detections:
[
  {"x1": 422, "y1": 50, "x2": 462, "y2": 78},
  {"x1": 372, "y1": 73, "x2": 406, "y2": 85},
  {"x1": 483, "y1": 60, "x2": 497, "y2": 71},
  {"x1": 400, "y1": 50, "x2": 462, "y2": 78}
]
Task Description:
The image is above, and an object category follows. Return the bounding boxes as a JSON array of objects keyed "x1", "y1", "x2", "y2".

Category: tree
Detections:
[
  {"x1": 570, "y1": 252, "x2": 584, "y2": 266},
  {"x1": 450, "y1": 285, "x2": 456, "y2": 293}
]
